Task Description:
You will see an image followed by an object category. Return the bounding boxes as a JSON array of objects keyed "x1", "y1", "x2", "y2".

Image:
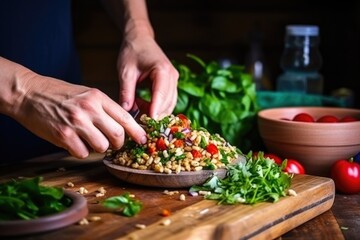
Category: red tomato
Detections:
[
  {"x1": 283, "y1": 159, "x2": 305, "y2": 174},
  {"x1": 293, "y1": 113, "x2": 315, "y2": 122},
  {"x1": 173, "y1": 139, "x2": 184, "y2": 148},
  {"x1": 263, "y1": 153, "x2": 282, "y2": 165},
  {"x1": 170, "y1": 126, "x2": 179, "y2": 133},
  {"x1": 191, "y1": 150, "x2": 202, "y2": 159},
  {"x1": 161, "y1": 209, "x2": 171, "y2": 217},
  {"x1": 148, "y1": 145, "x2": 157, "y2": 155},
  {"x1": 317, "y1": 115, "x2": 338, "y2": 123},
  {"x1": 339, "y1": 116, "x2": 358, "y2": 122},
  {"x1": 206, "y1": 144, "x2": 218, "y2": 155},
  {"x1": 156, "y1": 137, "x2": 167, "y2": 151},
  {"x1": 330, "y1": 159, "x2": 360, "y2": 194},
  {"x1": 177, "y1": 114, "x2": 190, "y2": 128}
]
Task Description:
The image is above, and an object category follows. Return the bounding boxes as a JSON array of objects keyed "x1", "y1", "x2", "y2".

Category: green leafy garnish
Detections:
[
  {"x1": 102, "y1": 193, "x2": 142, "y2": 217},
  {"x1": 138, "y1": 54, "x2": 260, "y2": 152},
  {"x1": 0, "y1": 177, "x2": 72, "y2": 221},
  {"x1": 190, "y1": 151, "x2": 292, "y2": 204}
]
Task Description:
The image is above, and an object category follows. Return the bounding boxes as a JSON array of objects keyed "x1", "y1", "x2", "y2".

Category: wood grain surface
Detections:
[{"x1": 0, "y1": 152, "x2": 340, "y2": 240}]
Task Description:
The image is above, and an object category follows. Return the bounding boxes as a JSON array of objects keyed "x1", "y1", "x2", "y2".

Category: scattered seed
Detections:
[
  {"x1": 135, "y1": 224, "x2": 147, "y2": 229},
  {"x1": 161, "y1": 218, "x2": 171, "y2": 226}
]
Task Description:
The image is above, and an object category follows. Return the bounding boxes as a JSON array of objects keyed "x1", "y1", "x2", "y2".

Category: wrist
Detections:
[
  {"x1": 0, "y1": 57, "x2": 35, "y2": 117},
  {"x1": 123, "y1": 19, "x2": 154, "y2": 41}
]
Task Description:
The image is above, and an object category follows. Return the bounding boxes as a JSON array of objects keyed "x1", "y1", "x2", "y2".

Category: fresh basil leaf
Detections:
[
  {"x1": 178, "y1": 81, "x2": 205, "y2": 97},
  {"x1": 175, "y1": 91, "x2": 189, "y2": 113},
  {"x1": 103, "y1": 193, "x2": 142, "y2": 217},
  {"x1": 210, "y1": 76, "x2": 238, "y2": 93},
  {"x1": 0, "y1": 177, "x2": 71, "y2": 220}
]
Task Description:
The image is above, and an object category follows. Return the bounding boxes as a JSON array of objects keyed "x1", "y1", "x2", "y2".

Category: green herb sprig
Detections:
[
  {"x1": 0, "y1": 177, "x2": 72, "y2": 220},
  {"x1": 190, "y1": 152, "x2": 293, "y2": 204},
  {"x1": 102, "y1": 193, "x2": 142, "y2": 217}
]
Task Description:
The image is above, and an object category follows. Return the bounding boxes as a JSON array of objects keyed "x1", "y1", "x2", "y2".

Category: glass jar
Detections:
[{"x1": 276, "y1": 25, "x2": 323, "y2": 94}]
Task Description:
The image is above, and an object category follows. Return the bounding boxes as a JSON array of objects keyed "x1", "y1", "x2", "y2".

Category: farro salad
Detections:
[{"x1": 106, "y1": 114, "x2": 240, "y2": 174}]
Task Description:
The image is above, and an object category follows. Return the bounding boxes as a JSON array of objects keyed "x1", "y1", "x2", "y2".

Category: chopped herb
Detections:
[
  {"x1": 173, "y1": 132, "x2": 185, "y2": 139},
  {"x1": 102, "y1": 193, "x2": 142, "y2": 217},
  {"x1": 190, "y1": 151, "x2": 292, "y2": 204}
]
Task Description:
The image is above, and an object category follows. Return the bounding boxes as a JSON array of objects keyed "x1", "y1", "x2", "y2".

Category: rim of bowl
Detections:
[{"x1": 258, "y1": 106, "x2": 360, "y2": 125}]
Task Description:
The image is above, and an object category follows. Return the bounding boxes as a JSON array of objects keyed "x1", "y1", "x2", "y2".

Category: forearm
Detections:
[
  {"x1": 101, "y1": 0, "x2": 154, "y2": 39},
  {"x1": 0, "y1": 57, "x2": 34, "y2": 117}
]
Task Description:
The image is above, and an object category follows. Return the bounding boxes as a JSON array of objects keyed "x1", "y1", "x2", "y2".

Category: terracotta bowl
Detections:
[{"x1": 257, "y1": 107, "x2": 360, "y2": 176}]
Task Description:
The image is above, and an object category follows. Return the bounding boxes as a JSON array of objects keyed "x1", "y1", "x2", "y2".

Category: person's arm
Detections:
[
  {"x1": 102, "y1": 0, "x2": 179, "y2": 119},
  {"x1": 0, "y1": 56, "x2": 147, "y2": 158}
]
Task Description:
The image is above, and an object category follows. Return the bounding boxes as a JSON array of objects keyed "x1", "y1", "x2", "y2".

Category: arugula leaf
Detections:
[
  {"x1": 102, "y1": 193, "x2": 142, "y2": 217},
  {"x1": 190, "y1": 152, "x2": 292, "y2": 205},
  {"x1": 0, "y1": 177, "x2": 72, "y2": 220}
]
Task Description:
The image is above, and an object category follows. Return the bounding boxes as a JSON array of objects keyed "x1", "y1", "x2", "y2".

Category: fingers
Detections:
[
  {"x1": 102, "y1": 96, "x2": 147, "y2": 145},
  {"x1": 149, "y1": 67, "x2": 179, "y2": 119},
  {"x1": 118, "y1": 64, "x2": 138, "y2": 111},
  {"x1": 54, "y1": 90, "x2": 146, "y2": 158}
]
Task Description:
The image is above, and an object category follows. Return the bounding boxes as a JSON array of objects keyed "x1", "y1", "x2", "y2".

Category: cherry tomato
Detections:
[
  {"x1": 340, "y1": 116, "x2": 358, "y2": 122},
  {"x1": 293, "y1": 113, "x2": 315, "y2": 122},
  {"x1": 156, "y1": 137, "x2": 167, "y2": 151},
  {"x1": 177, "y1": 114, "x2": 190, "y2": 128},
  {"x1": 263, "y1": 153, "x2": 282, "y2": 165},
  {"x1": 317, "y1": 115, "x2": 338, "y2": 123},
  {"x1": 283, "y1": 159, "x2": 305, "y2": 174},
  {"x1": 206, "y1": 143, "x2": 218, "y2": 155},
  {"x1": 330, "y1": 158, "x2": 360, "y2": 194}
]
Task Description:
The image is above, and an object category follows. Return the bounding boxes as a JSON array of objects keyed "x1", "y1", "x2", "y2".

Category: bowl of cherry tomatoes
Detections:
[{"x1": 257, "y1": 106, "x2": 360, "y2": 177}]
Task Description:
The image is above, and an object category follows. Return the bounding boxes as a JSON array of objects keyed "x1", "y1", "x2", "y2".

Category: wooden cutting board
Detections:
[
  {"x1": 0, "y1": 153, "x2": 335, "y2": 240},
  {"x1": 117, "y1": 173, "x2": 335, "y2": 240}
]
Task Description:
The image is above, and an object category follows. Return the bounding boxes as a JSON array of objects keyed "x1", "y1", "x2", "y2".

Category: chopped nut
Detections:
[
  {"x1": 135, "y1": 224, "x2": 147, "y2": 229},
  {"x1": 161, "y1": 219, "x2": 171, "y2": 226},
  {"x1": 97, "y1": 187, "x2": 106, "y2": 194},
  {"x1": 89, "y1": 216, "x2": 102, "y2": 222},
  {"x1": 288, "y1": 189, "x2": 297, "y2": 196},
  {"x1": 66, "y1": 182, "x2": 74, "y2": 187},
  {"x1": 78, "y1": 218, "x2": 89, "y2": 225},
  {"x1": 163, "y1": 190, "x2": 179, "y2": 196},
  {"x1": 95, "y1": 193, "x2": 105, "y2": 198},
  {"x1": 179, "y1": 194, "x2": 186, "y2": 201},
  {"x1": 79, "y1": 187, "x2": 88, "y2": 195}
]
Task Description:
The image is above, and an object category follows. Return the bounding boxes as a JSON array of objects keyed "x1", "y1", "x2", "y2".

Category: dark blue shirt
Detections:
[{"x1": 0, "y1": 0, "x2": 82, "y2": 162}]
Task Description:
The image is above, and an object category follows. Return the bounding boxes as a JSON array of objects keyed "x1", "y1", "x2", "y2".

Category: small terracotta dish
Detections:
[
  {"x1": 0, "y1": 190, "x2": 88, "y2": 236},
  {"x1": 103, "y1": 156, "x2": 245, "y2": 188},
  {"x1": 258, "y1": 106, "x2": 360, "y2": 176}
]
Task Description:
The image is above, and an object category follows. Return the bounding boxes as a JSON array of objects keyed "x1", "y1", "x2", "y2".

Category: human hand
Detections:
[
  {"x1": 117, "y1": 34, "x2": 179, "y2": 119},
  {"x1": 10, "y1": 73, "x2": 147, "y2": 159}
]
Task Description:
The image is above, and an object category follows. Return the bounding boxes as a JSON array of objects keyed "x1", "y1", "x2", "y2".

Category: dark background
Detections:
[{"x1": 73, "y1": 0, "x2": 360, "y2": 107}]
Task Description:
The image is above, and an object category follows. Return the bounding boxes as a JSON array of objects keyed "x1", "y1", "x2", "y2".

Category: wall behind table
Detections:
[{"x1": 73, "y1": 0, "x2": 360, "y2": 107}]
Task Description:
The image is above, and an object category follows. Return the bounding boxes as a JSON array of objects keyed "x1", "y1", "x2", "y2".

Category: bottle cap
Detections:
[{"x1": 286, "y1": 25, "x2": 319, "y2": 36}]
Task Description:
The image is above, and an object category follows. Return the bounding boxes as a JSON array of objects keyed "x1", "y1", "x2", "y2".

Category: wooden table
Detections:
[{"x1": 0, "y1": 152, "x2": 358, "y2": 240}]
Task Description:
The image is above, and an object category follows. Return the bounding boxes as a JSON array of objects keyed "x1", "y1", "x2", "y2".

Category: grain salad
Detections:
[{"x1": 107, "y1": 114, "x2": 240, "y2": 174}]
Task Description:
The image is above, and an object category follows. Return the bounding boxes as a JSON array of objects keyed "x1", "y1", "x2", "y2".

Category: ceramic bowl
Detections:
[
  {"x1": 257, "y1": 107, "x2": 360, "y2": 176},
  {"x1": 0, "y1": 190, "x2": 88, "y2": 236}
]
